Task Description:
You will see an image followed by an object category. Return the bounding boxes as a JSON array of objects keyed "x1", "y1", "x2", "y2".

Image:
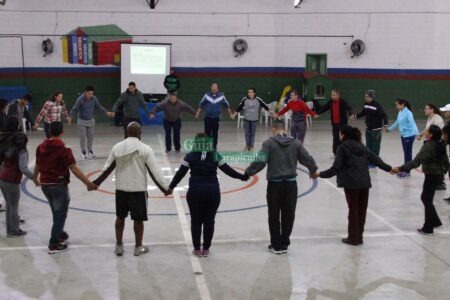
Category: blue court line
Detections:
[{"x1": 21, "y1": 167, "x2": 318, "y2": 216}]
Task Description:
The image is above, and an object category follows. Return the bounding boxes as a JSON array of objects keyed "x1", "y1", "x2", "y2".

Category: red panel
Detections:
[{"x1": 95, "y1": 39, "x2": 132, "y2": 65}]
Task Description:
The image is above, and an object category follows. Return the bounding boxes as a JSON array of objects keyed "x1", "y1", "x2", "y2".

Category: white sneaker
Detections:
[
  {"x1": 87, "y1": 152, "x2": 95, "y2": 159},
  {"x1": 81, "y1": 153, "x2": 87, "y2": 160}
]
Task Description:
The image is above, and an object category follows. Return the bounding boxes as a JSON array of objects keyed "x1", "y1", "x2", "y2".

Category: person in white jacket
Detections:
[{"x1": 93, "y1": 122, "x2": 168, "y2": 256}]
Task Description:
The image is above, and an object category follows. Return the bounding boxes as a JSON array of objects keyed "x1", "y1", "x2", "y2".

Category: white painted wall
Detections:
[{"x1": 0, "y1": 0, "x2": 448, "y2": 69}]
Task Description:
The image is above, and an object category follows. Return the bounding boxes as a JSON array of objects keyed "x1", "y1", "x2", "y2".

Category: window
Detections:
[
  {"x1": 315, "y1": 84, "x2": 325, "y2": 99},
  {"x1": 306, "y1": 54, "x2": 327, "y2": 75}
]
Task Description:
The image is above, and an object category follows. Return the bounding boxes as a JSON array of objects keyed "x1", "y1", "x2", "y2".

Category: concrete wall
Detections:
[{"x1": 0, "y1": 0, "x2": 448, "y2": 69}]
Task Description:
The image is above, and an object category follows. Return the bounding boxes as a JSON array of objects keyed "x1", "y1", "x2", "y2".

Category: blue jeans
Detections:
[
  {"x1": 243, "y1": 120, "x2": 257, "y2": 147},
  {"x1": 42, "y1": 185, "x2": 70, "y2": 247},
  {"x1": 163, "y1": 118, "x2": 182, "y2": 151},
  {"x1": 401, "y1": 135, "x2": 416, "y2": 173}
]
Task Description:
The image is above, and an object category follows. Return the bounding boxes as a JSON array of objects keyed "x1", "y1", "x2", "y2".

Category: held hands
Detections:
[
  {"x1": 32, "y1": 177, "x2": 41, "y2": 187},
  {"x1": 390, "y1": 167, "x2": 400, "y2": 175},
  {"x1": 32, "y1": 124, "x2": 39, "y2": 130},
  {"x1": 149, "y1": 113, "x2": 155, "y2": 119},
  {"x1": 349, "y1": 114, "x2": 357, "y2": 121},
  {"x1": 417, "y1": 134, "x2": 422, "y2": 141},
  {"x1": 86, "y1": 181, "x2": 98, "y2": 191},
  {"x1": 310, "y1": 172, "x2": 320, "y2": 179},
  {"x1": 67, "y1": 117, "x2": 72, "y2": 125},
  {"x1": 164, "y1": 188, "x2": 173, "y2": 196},
  {"x1": 230, "y1": 112, "x2": 236, "y2": 120},
  {"x1": 106, "y1": 112, "x2": 115, "y2": 118},
  {"x1": 195, "y1": 111, "x2": 200, "y2": 119},
  {"x1": 313, "y1": 114, "x2": 319, "y2": 119}
]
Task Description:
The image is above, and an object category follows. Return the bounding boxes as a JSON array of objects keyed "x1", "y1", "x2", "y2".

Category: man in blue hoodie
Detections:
[{"x1": 195, "y1": 83, "x2": 233, "y2": 150}]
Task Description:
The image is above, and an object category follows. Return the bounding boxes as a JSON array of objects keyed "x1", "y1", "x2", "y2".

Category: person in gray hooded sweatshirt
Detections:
[{"x1": 245, "y1": 119, "x2": 318, "y2": 254}]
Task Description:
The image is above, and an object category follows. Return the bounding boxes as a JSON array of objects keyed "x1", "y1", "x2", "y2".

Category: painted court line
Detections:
[
  {"x1": 3, "y1": 230, "x2": 450, "y2": 252},
  {"x1": 157, "y1": 134, "x2": 212, "y2": 300}
]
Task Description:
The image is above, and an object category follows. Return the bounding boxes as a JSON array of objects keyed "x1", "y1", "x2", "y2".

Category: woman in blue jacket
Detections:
[{"x1": 386, "y1": 99, "x2": 419, "y2": 178}]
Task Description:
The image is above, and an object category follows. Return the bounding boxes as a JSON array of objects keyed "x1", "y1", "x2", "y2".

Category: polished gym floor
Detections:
[{"x1": 0, "y1": 120, "x2": 449, "y2": 300}]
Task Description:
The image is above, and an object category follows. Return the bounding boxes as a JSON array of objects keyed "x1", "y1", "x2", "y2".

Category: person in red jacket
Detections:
[
  {"x1": 33, "y1": 121, "x2": 97, "y2": 254},
  {"x1": 275, "y1": 90, "x2": 317, "y2": 143}
]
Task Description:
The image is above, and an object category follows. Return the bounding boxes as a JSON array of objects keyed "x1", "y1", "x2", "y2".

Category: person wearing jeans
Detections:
[
  {"x1": 150, "y1": 91, "x2": 195, "y2": 152},
  {"x1": 276, "y1": 90, "x2": 317, "y2": 144},
  {"x1": 34, "y1": 121, "x2": 97, "y2": 254},
  {"x1": 70, "y1": 86, "x2": 115, "y2": 159},
  {"x1": 233, "y1": 88, "x2": 271, "y2": 151},
  {"x1": 393, "y1": 125, "x2": 449, "y2": 235},
  {"x1": 195, "y1": 83, "x2": 233, "y2": 150},
  {"x1": 167, "y1": 133, "x2": 248, "y2": 257},
  {"x1": 387, "y1": 98, "x2": 419, "y2": 178},
  {"x1": 0, "y1": 117, "x2": 35, "y2": 237},
  {"x1": 33, "y1": 91, "x2": 72, "y2": 138},
  {"x1": 245, "y1": 120, "x2": 318, "y2": 254},
  {"x1": 351, "y1": 90, "x2": 388, "y2": 168}
]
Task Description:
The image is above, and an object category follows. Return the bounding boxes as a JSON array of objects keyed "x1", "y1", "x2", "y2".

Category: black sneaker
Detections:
[
  {"x1": 436, "y1": 183, "x2": 446, "y2": 191},
  {"x1": 7, "y1": 229, "x2": 27, "y2": 238},
  {"x1": 281, "y1": 245, "x2": 288, "y2": 254},
  {"x1": 267, "y1": 245, "x2": 282, "y2": 254},
  {"x1": 417, "y1": 229, "x2": 433, "y2": 236},
  {"x1": 48, "y1": 243, "x2": 68, "y2": 254},
  {"x1": 59, "y1": 231, "x2": 69, "y2": 245},
  {"x1": 341, "y1": 238, "x2": 362, "y2": 246}
]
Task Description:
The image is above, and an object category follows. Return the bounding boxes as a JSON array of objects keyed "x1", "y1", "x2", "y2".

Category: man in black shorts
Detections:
[{"x1": 93, "y1": 122, "x2": 168, "y2": 256}]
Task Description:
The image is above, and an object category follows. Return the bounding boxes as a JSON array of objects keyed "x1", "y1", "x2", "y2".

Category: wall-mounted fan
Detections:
[
  {"x1": 351, "y1": 39, "x2": 365, "y2": 57},
  {"x1": 42, "y1": 38, "x2": 53, "y2": 57},
  {"x1": 233, "y1": 39, "x2": 248, "y2": 57}
]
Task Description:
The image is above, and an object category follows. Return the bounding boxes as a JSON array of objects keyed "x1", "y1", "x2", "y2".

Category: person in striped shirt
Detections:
[{"x1": 33, "y1": 91, "x2": 71, "y2": 138}]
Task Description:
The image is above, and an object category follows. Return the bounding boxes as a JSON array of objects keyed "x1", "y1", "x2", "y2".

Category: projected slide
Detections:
[
  {"x1": 121, "y1": 43, "x2": 171, "y2": 94},
  {"x1": 130, "y1": 46, "x2": 166, "y2": 75}
]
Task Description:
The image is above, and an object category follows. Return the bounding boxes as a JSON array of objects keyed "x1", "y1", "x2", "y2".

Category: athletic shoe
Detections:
[
  {"x1": 87, "y1": 152, "x2": 96, "y2": 159},
  {"x1": 165, "y1": 150, "x2": 171, "y2": 153},
  {"x1": 341, "y1": 238, "x2": 362, "y2": 246},
  {"x1": 201, "y1": 249, "x2": 209, "y2": 257},
  {"x1": 281, "y1": 245, "x2": 288, "y2": 254},
  {"x1": 59, "y1": 231, "x2": 69, "y2": 245},
  {"x1": 417, "y1": 228, "x2": 433, "y2": 236},
  {"x1": 48, "y1": 243, "x2": 68, "y2": 254},
  {"x1": 192, "y1": 249, "x2": 202, "y2": 257},
  {"x1": 249, "y1": 145, "x2": 254, "y2": 151},
  {"x1": 267, "y1": 245, "x2": 282, "y2": 254},
  {"x1": 436, "y1": 183, "x2": 446, "y2": 191},
  {"x1": 115, "y1": 244, "x2": 124, "y2": 256},
  {"x1": 7, "y1": 229, "x2": 27, "y2": 238},
  {"x1": 81, "y1": 153, "x2": 87, "y2": 160},
  {"x1": 243, "y1": 146, "x2": 249, "y2": 151},
  {"x1": 134, "y1": 245, "x2": 149, "y2": 256},
  {"x1": 175, "y1": 150, "x2": 181, "y2": 153}
]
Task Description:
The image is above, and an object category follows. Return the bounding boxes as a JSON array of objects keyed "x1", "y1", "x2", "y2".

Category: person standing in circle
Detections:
[
  {"x1": 386, "y1": 98, "x2": 419, "y2": 178},
  {"x1": 232, "y1": 88, "x2": 271, "y2": 151},
  {"x1": 70, "y1": 86, "x2": 115, "y2": 159},
  {"x1": 351, "y1": 90, "x2": 388, "y2": 168},
  {"x1": 33, "y1": 91, "x2": 71, "y2": 138},
  {"x1": 166, "y1": 133, "x2": 249, "y2": 257}
]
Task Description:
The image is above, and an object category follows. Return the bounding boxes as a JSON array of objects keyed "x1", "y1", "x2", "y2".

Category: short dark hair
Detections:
[
  {"x1": 272, "y1": 119, "x2": 285, "y2": 130},
  {"x1": 86, "y1": 86, "x2": 94, "y2": 92},
  {"x1": 50, "y1": 121, "x2": 64, "y2": 137},
  {"x1": 168, "y1": 91, "x2": 178, "y2": 96},
  {"x1": 21, "y1": 94, "x2": 32, "y2": 102},
  {"x1": 248, "y1": 87, "x2": 256, "y2": 93},
  {"x1": 340, "y1": 125, "x2": 362, "y2": 142},
  {"x1": 290, "y1": 90, "x2": 300, "y2": 96},
  {"x1": 128, "y1": 82, "x2": 136, "y2": 87},
  {"x1": 332, "y1": 89, "x2": 341, "y2": 95},
  {"x1": 126, "y1": 122, "x2": 141, "y2": 138}
]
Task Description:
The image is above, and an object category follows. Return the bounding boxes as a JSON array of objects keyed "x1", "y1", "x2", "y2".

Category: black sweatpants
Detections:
[
  {"x1": 332, "y1": 125, "x2": 343, "y2": 155},
  {"x1": 267, "y1": 181, "x2": 298, "y2": 250},
  {"x1": 204, "y1": 117, "x2": 220, "y2": 150},
  {"x1": 421, "y1": 174, "x2": 443, "y2": 232},
  {"x1": 186, "y1": 184, "x2": 221, "y2": 250}
]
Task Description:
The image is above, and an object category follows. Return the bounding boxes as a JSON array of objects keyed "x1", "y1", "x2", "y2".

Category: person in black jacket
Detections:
[
  {"x1": 312, "y1": 125, "x2": 392, "y2": 245},
  {"x1": 166, "y1": 133, "x2": 249, "y2": 257},
  {"x1": 315, "y1": 89, "x2": 353, "y2": 155},
  {"x1": 7, "y1": 94, "x2": 32, "y2": 132},
  {"x1": 351, "y1": 90, "x2": 388, "y2": 167}
]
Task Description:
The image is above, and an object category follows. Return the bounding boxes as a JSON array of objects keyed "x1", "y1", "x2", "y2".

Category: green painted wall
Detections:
[{"x1": 2, "y1": 74, "x2": 449, "y2": 123}]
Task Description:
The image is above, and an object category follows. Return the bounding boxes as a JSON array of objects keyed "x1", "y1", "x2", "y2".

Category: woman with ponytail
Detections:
[
  {"x1": 313, "y1": 125, "x2": 392, "y2": 245},
  {"x1": 392, "y1": 125, "x2": 449, "y2": 235},
  {"x1": 386, "y1": 98, "x2": 419, "y2": 178}
]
